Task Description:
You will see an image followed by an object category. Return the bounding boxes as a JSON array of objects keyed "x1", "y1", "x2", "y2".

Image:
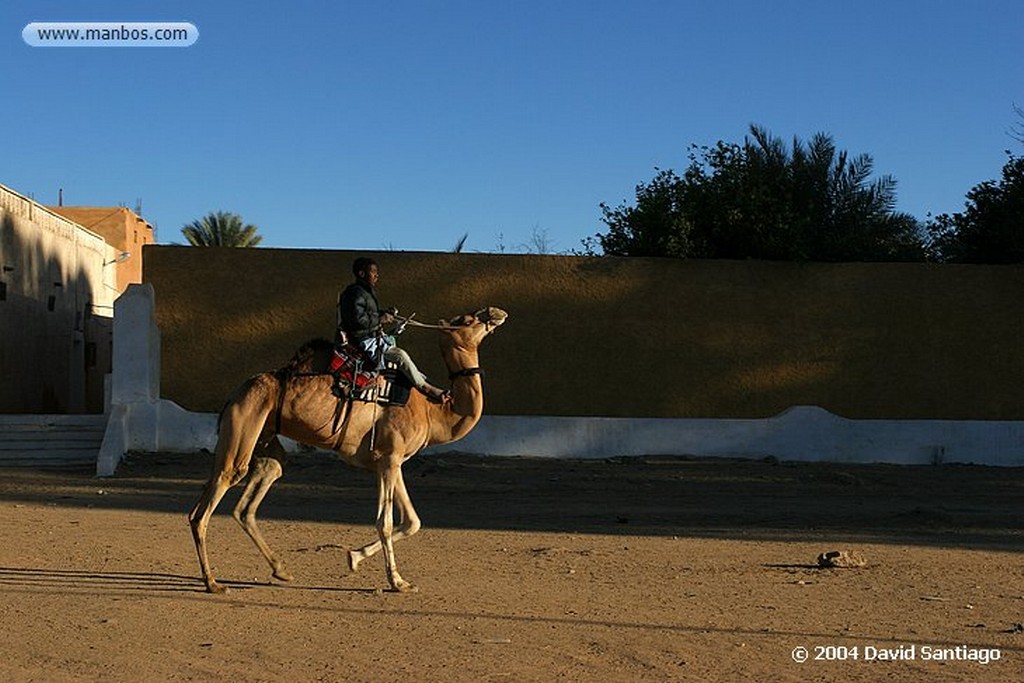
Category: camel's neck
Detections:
[{"x1": 427, "y1": 344, "x2": 484, "y2": 445}]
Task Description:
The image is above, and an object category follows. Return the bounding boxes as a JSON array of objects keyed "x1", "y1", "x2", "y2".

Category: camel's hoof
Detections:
[
  {"x1": 390, "y1": 580, "x2": 419, "y2": 594},
  {"x1": 347, "y1": 551, "x2": 361, "y2": 573},
  {"x1": 206, "y1": 581, "x2": 228, "y2": 595},
  {"x1": 272, "y1": 568, "x2": 294, "y2": 582}
]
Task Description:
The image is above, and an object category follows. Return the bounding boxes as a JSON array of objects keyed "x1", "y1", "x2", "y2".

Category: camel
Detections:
[{"x1": 188, "y1": 306, "x2": 507, "y2": 594}]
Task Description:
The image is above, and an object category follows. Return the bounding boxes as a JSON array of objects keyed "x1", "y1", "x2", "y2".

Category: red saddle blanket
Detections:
[{"x1": 327, "y1": 345, "x2": 377, "y2": 390}]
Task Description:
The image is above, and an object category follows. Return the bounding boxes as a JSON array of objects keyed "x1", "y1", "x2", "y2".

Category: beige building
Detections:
[
  {"x1": 48, "y1": 206, "x2": 154, "y2": 293},
  {"x1": 0, "y1": 184, "x2": 136, "y2": 413}
]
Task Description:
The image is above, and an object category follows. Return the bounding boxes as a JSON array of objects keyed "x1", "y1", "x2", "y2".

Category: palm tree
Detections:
[
  {"x1": 597, "y1": 125, "x2": 925, "y2": 261},
  {"x1": 738, "y1": 125, "x2": 923, "y2": 261},
  {"x1": 181, "y1": 211, "x2": 263, "y2": 247}
]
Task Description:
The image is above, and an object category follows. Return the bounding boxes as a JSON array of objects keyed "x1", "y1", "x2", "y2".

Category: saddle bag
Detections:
[{"x1": 328, "y1": 345, "x2": 376, "y2": 390}]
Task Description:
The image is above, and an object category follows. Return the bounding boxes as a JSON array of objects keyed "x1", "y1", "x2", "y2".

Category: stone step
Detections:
[{"x1": 0, "y1": 415, "x2": 107, "y2": 468}]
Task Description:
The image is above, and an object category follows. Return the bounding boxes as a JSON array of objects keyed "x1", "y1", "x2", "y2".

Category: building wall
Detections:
[
  {"x1": 0, "y1": 184, "x2": 116, "y2": 413},
  {"x1": 142, "y1": 246, "x2": 1024, "y2": 420},
  {"x1": 48, "y1": 206, "x2": 154, "y2": 292}
]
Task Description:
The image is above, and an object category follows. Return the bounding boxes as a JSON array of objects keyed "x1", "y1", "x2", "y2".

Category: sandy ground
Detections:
[{"x1": 0, "y1": 451, "x2": 1022, "y2": 682}]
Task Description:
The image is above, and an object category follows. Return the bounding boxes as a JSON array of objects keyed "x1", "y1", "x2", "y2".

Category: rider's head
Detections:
[{"x1": 352, "y1": 257, "x2": 379, "y2": 286}]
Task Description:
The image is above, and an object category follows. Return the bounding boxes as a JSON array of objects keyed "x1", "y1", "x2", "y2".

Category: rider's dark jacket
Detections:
[{"x1": 338, "y1": 279, "x2": 381, "y2": 342}]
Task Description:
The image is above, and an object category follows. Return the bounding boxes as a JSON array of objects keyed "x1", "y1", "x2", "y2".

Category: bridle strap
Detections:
[{"x1": 449, "y1": 367, "x2": 484, "y2": 380}]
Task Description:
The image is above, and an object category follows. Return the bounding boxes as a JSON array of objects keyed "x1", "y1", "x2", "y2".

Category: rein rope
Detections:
[
  {"x1": 399, "y1": 317, "x2": 462, "y2": 331},
  {"x1": 392, "y1": 314, "x2": 488, "y2": 383}
]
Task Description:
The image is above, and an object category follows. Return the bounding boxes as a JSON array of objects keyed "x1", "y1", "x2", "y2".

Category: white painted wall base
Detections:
[
  {"x1": 424, "y1": 408, "x2": 1024, "y2": 466},
  {"x1": 98, "y1": 286, "x2": 1024, "y2": 474},
  {"x1": 99, "y1": 403, "x2": 1024, "y2": 472},
  {"x1": 98, "y1": 400, "x2": 217, "y2": 475}
]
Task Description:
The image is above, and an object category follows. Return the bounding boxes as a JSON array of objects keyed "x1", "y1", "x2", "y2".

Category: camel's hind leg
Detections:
[
  {"x1": 232, "y1": 437, "x2": 293, "y2": 582},
  {"x1": 188, "y1": 398, "x2": 272, "y2": 594},
  {"x1": 188, "y1": 467, "x2": 247, "y2": 594}
]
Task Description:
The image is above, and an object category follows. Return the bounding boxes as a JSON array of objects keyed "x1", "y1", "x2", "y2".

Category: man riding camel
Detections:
[{"x1": 337, "y1": 257, "x2": 449, "y2": 403}]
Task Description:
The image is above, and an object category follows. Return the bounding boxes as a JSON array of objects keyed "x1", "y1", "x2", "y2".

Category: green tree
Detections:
[
  {"x1": 181, "y1": 211, "x2": 263, "y2": 247},
  {"x1": 594, "y1": 125, "x2": 925, "y2": 261},
  {"x1": 926, "y1": 153, "x2": 1024, "y2": 263}
]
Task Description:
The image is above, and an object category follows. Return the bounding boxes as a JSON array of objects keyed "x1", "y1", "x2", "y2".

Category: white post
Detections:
[
  {"x1": 97, "y1": 283, "x2": 217, "y2": 475},
  {"x1": 97, "y1": 283, "x2": 160, "y2": 475},
  {"x1": 111, "y1": 283, "x2": 160, "y2": 404}
]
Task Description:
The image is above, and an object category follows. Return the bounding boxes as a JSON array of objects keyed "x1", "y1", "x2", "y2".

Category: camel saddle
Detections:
[{"x1": 328, "y1": 344, "x2": 412, "y2": 407}]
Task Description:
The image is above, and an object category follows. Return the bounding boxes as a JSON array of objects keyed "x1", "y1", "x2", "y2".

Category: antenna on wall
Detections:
[
  {"x1": 134, "y1": 198, "x2": 143, "y2": 216},
  {"x1": 58, "y1": 188, "x2": 63, "y2": 206}
]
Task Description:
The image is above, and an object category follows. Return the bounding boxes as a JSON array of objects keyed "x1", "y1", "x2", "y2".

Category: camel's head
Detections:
[{"x1": 439, "y1": 307, "x2": 508, "y2": 349}]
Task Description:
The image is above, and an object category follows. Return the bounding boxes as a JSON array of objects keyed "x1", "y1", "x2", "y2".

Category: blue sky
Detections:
[{"x1": 3, "y1": 1, "x2": 1022, "y2": 253}]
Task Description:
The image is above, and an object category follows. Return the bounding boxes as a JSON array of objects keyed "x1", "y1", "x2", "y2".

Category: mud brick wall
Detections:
[{"x1": 143, "y1": 245, "x2": 1024, "y2": 419}]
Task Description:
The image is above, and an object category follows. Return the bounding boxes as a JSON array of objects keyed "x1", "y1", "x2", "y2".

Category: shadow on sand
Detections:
[{"x1": 2, "y1": 451, "x2": 1022, "y2": 551}]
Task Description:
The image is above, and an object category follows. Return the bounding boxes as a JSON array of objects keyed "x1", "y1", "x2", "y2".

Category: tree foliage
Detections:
[
  {"x1": 926, "y1": 152, "x2": 1024, "y2": 263},
  {"x1": 1009, "y1": 103, "x2": 1024, "y2": 146},
  {"x1": 181, "y1": 211, "x2": 263, "y2": 247},
  {"x1": 594, "y1": 125, "x2": 925, "y2": 261}
]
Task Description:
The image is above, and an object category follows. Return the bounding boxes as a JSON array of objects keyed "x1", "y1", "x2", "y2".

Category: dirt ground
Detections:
[{"x1": 0, "y1": 451, "x2": 1021, "y2": 682}]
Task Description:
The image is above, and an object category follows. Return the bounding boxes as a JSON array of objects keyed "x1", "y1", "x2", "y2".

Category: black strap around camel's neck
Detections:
[{"x1": 449, "y1": 367, "x2": 484, "y2": 380}]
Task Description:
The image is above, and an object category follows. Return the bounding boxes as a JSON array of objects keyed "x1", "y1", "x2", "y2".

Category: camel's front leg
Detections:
[
  {"x1": 348, "y1": 465, "x2": 421, "y2": 576},
  {"x1": 360, "y1": 465, "x2": 418, "y2": 592}
]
